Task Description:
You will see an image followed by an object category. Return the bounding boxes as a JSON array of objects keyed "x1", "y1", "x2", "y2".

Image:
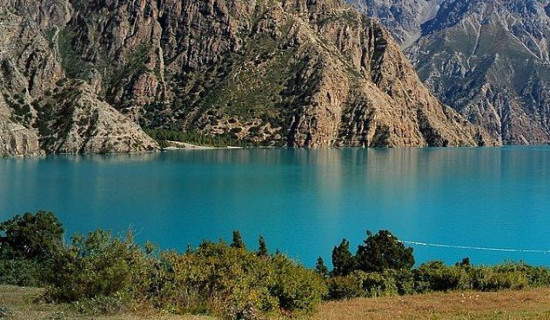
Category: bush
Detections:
[
  {"x1": 355, "y1": 270, "x2": 398, "y2": 298},
  {"x1": 150, "y1": 241, "x2": 326, "y2": 319},
  {"x1": 392, "y1": 269, "x2": 416, "y2": 295},
  {"x1": 326, "y1": 275, "x2": 363, "y2": 300},
  {"x1": 0, "y1": 211, "x2": 64, "y2": 286},
  {"x1": 156, "y1": 242, "x2": 278, "y2": 318},
  {"x1": 414, "y1": 261, "x2": 472, "y2": 292},
  {"x1": 270, "y1": 253, "x2": 327, "y2": 313},
  {"x1": 46, "y1": 230, "x2": 145, "y2": 303},
  {"x1": 472, "y1": 264, "x2": 529, "y2": 291},
  {"x1": 0, "y1": 259, "x2": 42, "y2": 287},
  {"x1": 72, "y1": 295, "x2": 127, "y2": 316},
  {"x1": 0, "y1": 211, "x2": 64, "y2": 261}
]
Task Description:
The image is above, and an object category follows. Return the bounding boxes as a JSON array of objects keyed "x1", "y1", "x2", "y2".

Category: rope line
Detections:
[{"x1": 400, "y1": 240, "x2": 550, "y2": 254}]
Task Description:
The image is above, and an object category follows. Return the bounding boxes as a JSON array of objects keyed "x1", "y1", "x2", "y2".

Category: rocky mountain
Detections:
[
  {"x1": 353, "y1": 0, "x2": 550, "y2": 144},
  {"x1": 349, "y1": 0, "x2": 443, "y2": 48},
  {"x1": 0, "y1": 0, "x2": 497, "y2": 156}
]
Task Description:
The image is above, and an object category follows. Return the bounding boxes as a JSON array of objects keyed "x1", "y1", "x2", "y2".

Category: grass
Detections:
[
  {"x1": 0, "y1": 286, "x2": 215, "y2": 320},
  {"x1": 2, "y1": 286, "x2": 550, "y2": 319},
  {"x1": 313, "y1": 288, "x2": 550, "y2": 320}
]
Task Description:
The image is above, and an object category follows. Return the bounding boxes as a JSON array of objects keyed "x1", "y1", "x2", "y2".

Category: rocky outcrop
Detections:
[
  {"x1": 0, "y1": 0, "x2": 160, "y2": 156},
  {"x1": 0, "y1": 0, "x2": 498, "y2": 155},
  {"x1": 36, "y1": 82, "x2": 159, "y2": 154},
  {"x1": 0, "y1": 90, "x2": 42, "y2": 157},
  {"x1": 356, "y1": 0, "x2": 550, "y2": 145},
  {"x1": 0, "y1": 116, "x2": 43, "y2": 157}
]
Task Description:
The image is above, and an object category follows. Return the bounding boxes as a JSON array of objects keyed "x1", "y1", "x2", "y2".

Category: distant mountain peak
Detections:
[{"x1": 354, "y1": 0, "x2": 550, "y2": 144}]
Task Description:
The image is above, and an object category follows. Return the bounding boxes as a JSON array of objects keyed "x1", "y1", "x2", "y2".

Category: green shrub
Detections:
[
  {"x1": 0, "y1": 259, "x2": 42, "y2": 287},
  {"x1": 414, "y1": 261, "x2": 473, "y2": 292},
  {"x1": 161, "y1": 241, "x2": 278, "y2": 317},
  {"x1": 151, "y1": 241, "x2": 325, "y2": 319},
  {"x1": 270, "y1": 253, "x2": 327, "y2": 313},
  {"x1": 0, "y1": 211, "x2": 64, "y2": 286},
  {"x1": 472, "y1": 265, "x2": 529, "y2": 291},
  {"x1": 45, "y1": 230, "x2": 144, "y2": 303},
  {"x1": 0, "y1": 211, "x2": 64, "y2": 261},
  {"x1": 326, "y1": 275, "x2": 363, "y2": 300},
  {"x1": 72, "y1": 294, "x2": 126, "y2": 316},
  {"x1": 392, "y1": 269, "x2": 416, "y2": 295},
  {"x1": 355, "y1": 270, "x2": 398, "y2": 297}
]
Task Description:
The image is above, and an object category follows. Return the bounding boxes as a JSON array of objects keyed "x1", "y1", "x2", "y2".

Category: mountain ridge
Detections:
[
  {"x1": 0, "y1": 0, "x2": 497, "y2": 156},
  {"x1": 352, "y1": 0, "x2": 550, "y2": 144}
]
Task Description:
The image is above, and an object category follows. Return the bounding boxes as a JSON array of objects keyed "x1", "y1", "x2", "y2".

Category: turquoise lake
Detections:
[{"x1": 1, "y1": 147, "x2": 550, "y2": 267}]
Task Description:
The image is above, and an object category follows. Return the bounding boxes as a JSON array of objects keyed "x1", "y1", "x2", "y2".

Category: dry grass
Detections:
[
  {"x1": 2, "y1": 286, "x2": 550, "y2": 320},
  {"x1": 0, "y1": 286, "x2": 214, "y2": 320},
  {"x1": 313, "y1": 288, "x2": 550, "y2": 320}
]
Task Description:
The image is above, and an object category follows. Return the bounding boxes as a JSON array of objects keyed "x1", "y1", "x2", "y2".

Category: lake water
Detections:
[{"x1": 1, "y1": 147, "x2": 550, "y2": 267}]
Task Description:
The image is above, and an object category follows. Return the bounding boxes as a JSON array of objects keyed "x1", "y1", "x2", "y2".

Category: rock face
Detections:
[
  {"x1": 0, "y1": 95, "x2": 42, "y2": 156},
  {"x1": 0, "y1": 118, "x2": 43, "y2": 157},
  {"x1": 355, "y1": 0, "x2": 550, "y2": 145},
  {"x1": 349, "y1": 0, "x2": 443, "y2": 48},
  {"x1": 0, "y1": 0, "x2": 160, "y2": 156},
  {"x1": 0, "y1": 0, "x2": 497, "y2": 155},
  {"x1": 36, "y1": 82, "x2": 159, "y2": 154}
]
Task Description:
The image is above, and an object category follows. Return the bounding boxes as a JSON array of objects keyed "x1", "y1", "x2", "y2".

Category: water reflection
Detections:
[{"x1": 1, "y1": 147, "x2": 550, "y2": 266}]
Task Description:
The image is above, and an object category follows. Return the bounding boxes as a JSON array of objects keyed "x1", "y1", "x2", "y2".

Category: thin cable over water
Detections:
[{"x1": 400, "y1": 240, "x2": 550, "y2": 254}]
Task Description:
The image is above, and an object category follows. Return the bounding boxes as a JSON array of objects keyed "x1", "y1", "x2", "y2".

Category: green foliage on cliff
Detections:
[
  {"x1": 58, "y1": 27, "x2": 92, "y2": 80},
  {"x1": 145, "y1": 128, "x2": 252, "y2": 148}
]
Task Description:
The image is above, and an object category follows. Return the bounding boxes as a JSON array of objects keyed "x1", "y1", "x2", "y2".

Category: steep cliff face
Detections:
[
  {"x1": 0, "y1": 0, "x2": 497, "y2": 155},
  {"x1": 0, "y1": 102, "x2": 43, "y2": 157},
  {"x1": 355, "y1": 0, "x2": 550, "y2": 145},
  {"x1": 0, "y1": 0, "x2": 160, "y2": 155}
]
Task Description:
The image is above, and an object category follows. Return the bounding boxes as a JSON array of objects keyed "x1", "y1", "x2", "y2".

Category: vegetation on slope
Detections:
[
  {"x1": 144, "y1": 129, "x2": 255, "y2": 148},
  {"x1": 1, "y1": 212, "x2": 550, "y2": 319}
]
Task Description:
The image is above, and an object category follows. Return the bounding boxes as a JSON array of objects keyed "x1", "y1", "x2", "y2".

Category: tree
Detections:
[
  {"x1": 331, "y1": 239, "x2": 356, "y2": 276},
  {"x1": 355, "y1": 230, "x2": 414, "y2": 273},
  {"x1": 231, "y1": 230, "x2": 246, "y2": 249},
  {"x1": 315, "y1": 257, "x2": 329, "y2": 278},
  {"x1": 257, "y1": 235, "x2": 268, "y2": 257},
  {"x1": 456, "y1": 257, "x2": 471, "y2": 267},
  {"x1": 0, "y1": 211, "x2": 64, "y2": 261}
]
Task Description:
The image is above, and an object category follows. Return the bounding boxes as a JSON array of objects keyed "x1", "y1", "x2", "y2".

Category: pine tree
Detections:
[
  {"x1": 331, "y1": 239, "x2": 356, "y2": 276},
  {"x1": 315, "y1": 257, "x2": 329, "y2": 278},
  {"x1": 257, "y1": 235, "x2": 268, "y2": 257},
  {"x1": 231, "y1": 230, "x2": 246, "y2": 249}
]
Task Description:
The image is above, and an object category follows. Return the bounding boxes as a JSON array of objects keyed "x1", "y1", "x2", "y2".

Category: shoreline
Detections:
[
  {"x1": 162, "y1": 140, "x2": 244, "y2": 150},
  {"x1": 1, "y1": 144, "x2": 549, "y2": 159}
]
